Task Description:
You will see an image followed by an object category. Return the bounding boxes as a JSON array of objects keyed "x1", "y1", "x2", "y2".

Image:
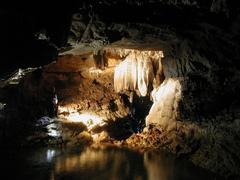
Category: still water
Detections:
[{"x1": 2, "y1": 146, "x2": 218, "y2": 180}]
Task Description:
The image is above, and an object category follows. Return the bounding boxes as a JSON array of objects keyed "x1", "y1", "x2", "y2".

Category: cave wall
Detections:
[
  {"x1": 66, "y1": 0, "x2": 240, "y2": 123},
  {"x1": 68, "y1": 0, "x2": 239, "y2": 44},
  {"x1": 0, "y1": 3, "x2": 74, "y2": 77},
  {"x1": 1, "y1": 0, "x2": 239, "y2": 124},
  {"x1": 1, "y1": 0, "x2": 239, "y2": 77}
]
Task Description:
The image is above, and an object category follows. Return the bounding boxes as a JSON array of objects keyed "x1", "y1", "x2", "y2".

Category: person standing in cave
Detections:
[
  {"x1": 129, "y1": 91, "x2": 140, "y2": 132},
  {"x1": 49, "y1": 87, "x2": 58, "y2": 118}
]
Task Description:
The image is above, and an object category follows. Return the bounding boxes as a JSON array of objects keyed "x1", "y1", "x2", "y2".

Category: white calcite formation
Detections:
[
  {"x1": 113, "y1": 50, "x2": 182, "y2": 127},
  {"x1": 114, "y1": 50, "x2": 163, "y2": 96},
  {"x1": 146, "y1": 78, "x2": 182, "y2": 128}
]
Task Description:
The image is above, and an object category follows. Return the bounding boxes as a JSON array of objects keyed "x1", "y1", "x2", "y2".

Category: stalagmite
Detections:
[{"x1": 146, "y1": 78, "x2": 182, "y2": 128}]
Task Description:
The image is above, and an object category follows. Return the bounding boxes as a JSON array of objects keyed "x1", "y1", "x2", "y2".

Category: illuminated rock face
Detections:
[
  {"x1": 114, "y1": 50, "x2": 163, "y2": 96},
  {"x1": 146, "y1": 78, "x2": 182, "y2": 128},
  {"x1": 111, "y1": 48, "x2": 184, "y2": 127},
  {"x1": 111, "y1": 48, "x2": 183, "y2": 127}
]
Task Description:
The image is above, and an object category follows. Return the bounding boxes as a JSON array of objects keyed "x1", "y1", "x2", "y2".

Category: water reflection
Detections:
[
  {"x1": 47, "y1": 149, "x2": 56, "y2": 162},
  {"x1": 53, "y1": 147, "x2": 146, "y2": 180},
  {"x1": 50, "y1": 146, "x2": 215, "y2": 180},
  {"x1": 144, "y1": 151, "x2": 175, "y2": 180},
  {"x1": 3, "y1": 146, "x2": 217, "y2": 180}
]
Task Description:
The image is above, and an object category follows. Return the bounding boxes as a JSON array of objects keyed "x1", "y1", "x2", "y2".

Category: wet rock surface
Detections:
[{"x1": 125, "y1": 109, "x2": 240, "y2": 179}]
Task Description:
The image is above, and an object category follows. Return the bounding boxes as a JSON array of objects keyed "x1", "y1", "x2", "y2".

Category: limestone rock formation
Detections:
[
  {"x1": 113, "y1": 50, "x2": 164, "y2": 96},
  {"x1": 146, "y1": 78, "x2": 182, "y2": 129},
  {"x1": 111, "y1": 49, "x2": 182, "y2": 129}
]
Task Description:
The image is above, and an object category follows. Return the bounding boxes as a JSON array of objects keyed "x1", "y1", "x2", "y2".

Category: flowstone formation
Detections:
[{"x1": 146, "y1": 78, "x2": 182, "y2": 128}]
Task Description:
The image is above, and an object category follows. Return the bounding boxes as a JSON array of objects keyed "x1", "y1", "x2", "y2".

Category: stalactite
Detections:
[
  {"x1": 114, "y1": 50, "x2": 162, "y2": 96},
  {"x1": 93, "y1": 50, "x2": 108, "y2": 69}
]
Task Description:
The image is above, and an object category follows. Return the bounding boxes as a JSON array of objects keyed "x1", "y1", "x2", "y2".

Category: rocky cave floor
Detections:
[{"x1": 1, "y1": 43, "x2": 240, "y2": 179}]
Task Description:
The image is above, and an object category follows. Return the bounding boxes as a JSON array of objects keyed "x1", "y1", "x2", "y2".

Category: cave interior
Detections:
[{"x1": 0, "y1": 1, "x2": 240, "y2": 179}]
